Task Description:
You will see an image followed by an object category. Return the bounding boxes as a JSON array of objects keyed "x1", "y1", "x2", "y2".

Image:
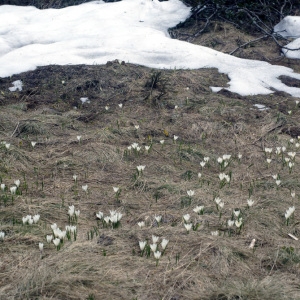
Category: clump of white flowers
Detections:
[
  {"x1": 22, "y1": 214, "x2": 40, "y2": 225},
  {"x1": 138, "y1": 235, "x2": 169, "y2": 266},
  {"x1": 68, "y1": 205, "x2": 79, "y2": 224},
  {"x1": 193, "y1": 205, "x2": 204, "y2": 215},
  {"x1": 219, "y1": 172, "x2": 231, "y2": 188},
  {"x1": 65, "y1": 225, "x2": 77, "y2": 241},
  {"x1": 137, "y1": 221, "x2": 145, "y2": 228},
  {"x1": 136, "y1": 165, "x2": 146, "y2": 176},
  {"x1": 217, "y1": 154, "x2": 231, "y2": 171},
  {"x1": 101, "y1": 210, "x2": 123, "y2": 229}
]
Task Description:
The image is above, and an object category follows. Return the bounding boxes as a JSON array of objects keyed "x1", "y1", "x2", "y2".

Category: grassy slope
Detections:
[{"x1": 1, "y1": 14, "x2": 300, "y2": 300}]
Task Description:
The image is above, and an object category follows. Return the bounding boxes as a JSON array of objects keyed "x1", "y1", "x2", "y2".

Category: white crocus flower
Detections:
[
  {"x1": 211, "y1": 231, "x2": 219, "y2": 236},
  {"x1": 154, "y1": 251, "x2": 161, "y2": 260},
  {"x1": 247, "y1": 199, "x2": 254, "y2": 207},
  {"x1": 200, "y1": 161, "x2": 206, "y2": 168},
  {"x1": 227, "y1": 220, "x2": 235, "y2": 227},
  {"x1": 73, "y1": 175, "x2": 77, "y2": 182},
  {"x1": 145, "y1": 146, "x2": 150, "y2": 152},
  {"x1": 218, "y1": 201, "x2": 224, "y2": 209},
  {"x1": 235, "y1": 219, "x2": 243, "y2": 228},
  {"x1": 139, "y1": 241, "x2": 146, "y2": 251},
  {"x1": 204, "y1": 156, "x2": 210, "y2": 162},
  {"x1": 238, "y1": 153, "x2": 242, "y2": 159},
  {"x1": 1, "y1": 183, "x2": 5, "y2": 191},
  {"x1": 75, "y1": 210, "x2": 80, "y2": 217},
  {"x1": 233, "y1": 210, "x2": 240, "y2": 218},
  {"x1": 276, "y1": 180, "x2": 281, "y2": 186},
  {"x1": 82, "y1": 185, "x2": 88, "y2": 192},
  {"x1": 219, "y1": 173, "x2": 225, "y2": 180},
  {"x1": 136, "y1": 165, "x2": 146, "y2": 172},
  {"x1": 46, "y1": 235, "x2": 53, "y2": 243},
  {"x1": 113, "y1": 187, "x2": 119, "y2": 193},
  {"x1": 198, "y1": 173, "x2": 202, "y2": 178},
  {"x1": 187, "y1": 190, "x2": 194, "y2": 197},
  {"x1": 39, "y1": 243, "x2": 44, "y2": 252},
  {"x1": 134, "y1": 125, "x2": 140, "y2": 129},
  {"x1": 150, "y1": 243, "x2": 157, "y2": 252},
  {"x1": 285, "y1": 206, "x2": 295, "y2": 220},
  {"x1": 77, "y1": 135, "x2": 81, "y2": 142},
  {"x1": 173, "y1": 135, "x2": 178, "y2": 141},
  {"x1": 183, "y1": 214, "x2": 190, "y2": 223},
  {"x1": 110, "y1": 214, "x2": 118, "y2": 224},
  {"x1": 10, "y1": 186, "x2": 17, "y2": 194},
  {"x1": 223, "y1": 154, "x2": 231, "y2": 160},
  {"x1": 272, "y1": 174, "x2": 278, "y2": 180},
  {"x1": 51, "y1": 223, "x2": 57, "y2": 231},
  {"x1": 137, "y1": 221, "x2": 145, "y2": 228},
  {"x1": 96, "y1": 211, "x2": 103, "y2": 219},
  {"x1": 275, "y1": 147, "x2": 281, "y2": 155},
  {"x1": 161, "y1": 239, "x2": 169, "y2": 250},
  {"x1": 160, "y1": 140, "x2": 164, "y2": 144},
  {"x1": 288, "y1": 152, "x2": 296, "y2": 159},
  {"x1": 152, "y1": 235, "x2": 159, "y2": 244},
  {"x1": 14, "y1": 180, "x2": 20, "y2": 187},
  {"x1": 184, "y1": 223, "x2": 192, "y2": 232},
  {"x1": 155, "y1": 215, "x2": 162, "y2": 223},
  {"x1": 193, "y1": 205, "x2": 204, "y2": 214},
  {"x1": 217, "y1": 157, "x2": 223, "y2": 164},
  {"x1": 266, "y1": 158, "x2": 272, "y2": 164},
  {"x1": 53, "y1": 238, "x2": 60, "y2": 247},
  {"x1": 68, "y1": 205, "x2": 75, "y2": 217},
  {"x1": 31, "y1": 141, "x2": 37, "y2": 148},
  {"x1": 33, "y1": 214, "x2": 40, "y2": 224},
  {"x1": 22, "y1": 216, "x2": 28, "y2": 225},
  {"x1": 249, "y1": 239, "x2": 256, "y2": 249},
  {"x1": 215, "y1": 197, "x2": 221, "y2": 205},
  {"x1": 0, "y1": 231, "x2": 5, "y2": 239},
  {"x1": 264, "y1": 147, "x2": 272, "y2": 153},
  {"x1": 104, "y1": 216, "x2": 110, "y2": 224},
  {"x1": 105, "y1": 105, "x2": 109, "y2": 110},
  {"x1": 291, "y1": 191, "x2": 296, "y2": 198},
  {"x1": 118, "y1": 103, "x2": 123, "y2": 108}
]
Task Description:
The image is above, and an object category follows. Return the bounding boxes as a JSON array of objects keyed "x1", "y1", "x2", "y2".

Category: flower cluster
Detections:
[
  {"x1": 139, "y1": 235, "x2": 169, "y2": 265},
  {"x1": 22, "y1": 214, "x2": 40, "y2": 225},
  {"x1": 96, "y1": 210, "x2": 123, "y2": 229}
]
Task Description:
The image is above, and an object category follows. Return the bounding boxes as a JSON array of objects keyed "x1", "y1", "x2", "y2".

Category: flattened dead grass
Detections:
[{"x1": 0, "y1": 57, "x2": 300, "y2": 300}]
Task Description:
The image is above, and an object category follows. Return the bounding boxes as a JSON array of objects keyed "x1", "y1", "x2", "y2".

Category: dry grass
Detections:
[{"x1": 1, "y1": 41, "x2": 300, "y2": 300}]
